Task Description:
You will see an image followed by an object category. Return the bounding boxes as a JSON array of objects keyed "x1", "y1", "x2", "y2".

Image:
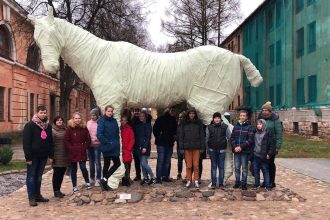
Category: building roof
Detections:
[
  {"x1": 1, "y1": 0, "x2": 29, "y2": 17},
  {"x1": 221, "y1": 0, "x2": 268, "y2": 46}
]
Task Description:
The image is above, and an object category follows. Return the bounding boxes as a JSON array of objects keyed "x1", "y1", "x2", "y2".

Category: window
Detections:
[
  {"x1": 8, "y1": 88, "x2": 11, "y2": 121},
  {"x1": 244, "y1": 86, "x2": 251, "y2": 106},
  {"x1": 256, "y1": 90, "x2": 261, "y2": 109},
  {"x1": 0, "y1": 25, "x2": 11, "y2": 59},
  {"x1": 307, "y1": 0, "x2": 315, "y2": 6},
  {"x1": 276, "y1": 40, "x2": 282, "y2": 65},
  {"x1": 237, "y1": 95, "x2": 241, "y2": 106},
  {"x1": 296, "y1": 0, "x2": 304, "y2": 14},
  {"x1": 276, "y1": 84, "x2": 282, "y2": 106},
  {"x1": 26, "y1": 44, "x2": 40, "y2": 71},
  {"x1": 296, "y1": 28, "x2": 304, "y2": 58},
  {"x1": 255, "y1": 19, "x2": 259, "y2": 40},
  {"x1": 30, "y1": 93, "x2": 35, "y2": 120},
  {"x1": 296, "y1": 78, "x2": 305, "y2": 105},
  {"x1": 269, "y1": 44, "x2": 274, "y2": 67},
  {"x1": 293, "y1": 122, "x2": 299, "y2": 133},
  {"x1": 0, "y1": 87, "x2": 4, "y2": 120},
  {"x1": 311, "y1": 122, "x2": 318, "y2": 136},
  {"x1": 308, "y1": 21, "x2": 316, "y2": 53},
  {"x1": 83, "y1": 99, "x2": 86, "y2": 109},
  {"x1": 237, "y1": 35, "x2": 241, "y2": 52},
  {"x1": 308, "y1": 75, "x2": 317, "y2": 102},
  {"x1": 276, "y1": 1, "x2": 283, "y2": 27},
  {"x1": 266, "y1": 9, "x2": 274, "y2": 31},
  {"x1": 255, "y1": 52, "x2": 259, "y2": 69},
  {"x1": 269, "y1": 86, "x2": 275, "y2": 104}
]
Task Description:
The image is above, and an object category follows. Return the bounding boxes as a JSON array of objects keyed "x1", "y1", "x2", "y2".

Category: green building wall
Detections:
[{"x1": 242, "y1": 0, "x2": 330, "y2": 111}]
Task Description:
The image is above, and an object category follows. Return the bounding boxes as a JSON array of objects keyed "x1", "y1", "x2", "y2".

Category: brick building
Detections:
[{"x1": 0, "y1": 0, "x2": 90, "y2": 134}]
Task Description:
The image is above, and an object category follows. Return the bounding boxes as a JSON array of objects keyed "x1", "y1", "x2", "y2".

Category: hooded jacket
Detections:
[
  {"x1": 121, "y1": 124, "x2": 135, "y2": 163},
  {"x1": 153, "y1": 112, "x2": 177, "y2": 147},
  {"x1": 258, "y1": 112, "x2": 282, "y2": 149},
  {"x1": 254, "y1": 119, "x2": 276, "y2": 160},
  {"x1": 230, "y1": 120, "x2": 254, "y2": 154},
  {"x1": 178, "y1": 108, "x2": 205, "y2": 151},
  {"x1": 97, "y1": 115, "x2": 120, "y2": 157},
  {"x1": 64, "y1": 120, "x2": 91, "y2": 162},
  {"x1": 133, "y1": 120, "x2": 152, "y2": 156}
]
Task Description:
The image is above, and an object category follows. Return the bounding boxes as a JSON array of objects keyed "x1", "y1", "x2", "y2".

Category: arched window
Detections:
[
  {"x1": 0, "y1": 25, "x2": 11, "y2": 59},
  {"x1": 26, "y1": 43, "x2": 41, "y2": 71}
]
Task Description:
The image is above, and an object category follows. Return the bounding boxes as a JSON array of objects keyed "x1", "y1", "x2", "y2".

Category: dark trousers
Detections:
[
  {"x1": 52, "y1": 167, "x2": 66, "y2": 192},
  {"x1": 71, "y1": 161, "x2": 89, "y2": 187},
  {"x1": 269, "y1": 156, "x2": 276, "y2": 186},
  {"x1": 124, "y1": 163, "x2": 131, "y2": 180},
  {"x1": 156, "y1": 145, "x2": 173, "y2": 180},
  {"x1": 133, "y1": 149, "x2": 141, "y2": 178},
  {"x1": 177, "y1": 145, "x2": 184, "y2": 175},
  {"x1": 103, "y1": 156, "x2": 121, "y2": 179},
  {"x1": 26, "y1": 157, "x2": 48, "y2": 199}
]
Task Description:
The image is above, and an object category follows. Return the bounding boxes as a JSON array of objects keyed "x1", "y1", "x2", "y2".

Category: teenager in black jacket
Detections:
[{"x1": 23, "y1": 106, "x2": 54, "y2": 206}]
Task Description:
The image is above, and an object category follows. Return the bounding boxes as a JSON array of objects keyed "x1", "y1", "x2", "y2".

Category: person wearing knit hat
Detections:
[
  {"x1": 87, "y1": 107, "x2": 101, "y2": 187},
  {"x1": 206, "y1": 112, "x2": 231, "y2": 189},
  {"x1": 258, "y1": 101, "x2": 283, "y2": 188}
]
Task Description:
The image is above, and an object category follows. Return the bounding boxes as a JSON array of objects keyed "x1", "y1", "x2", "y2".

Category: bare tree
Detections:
[
  {"x1": 162, "y1": 0, "x2": 241, "y2": 51},
  {"x1": 18, "y1": 0, "x2": 151, "y2": 120}
]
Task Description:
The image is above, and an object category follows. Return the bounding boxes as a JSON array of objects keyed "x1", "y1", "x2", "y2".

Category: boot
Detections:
[
  {"x1": 54, "y1": 191, "x2": 64, "y2": 198},
  {"x1": 35, "y1": 194, "x2": 49, "y2": 202},
  {"x1": 29, "y1": 198, "x2": 37, "y2": 207}
]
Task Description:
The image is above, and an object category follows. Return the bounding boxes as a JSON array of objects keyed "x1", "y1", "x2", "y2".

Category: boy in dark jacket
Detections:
[
  {"x1": 23, "y1": 105, "x2": 54, "y2": 206},
  {"x1": 153, "y1": 107, "x2": 177, "y2": 183},
  {"x1": 178, "y1": 107, "x2": 205, "y2": 189},
  {"x1": 253, "y1": 119, "x2": 276, "y2": 190},
  {"x1": 230, "y1": 110, "x2": 254, "y2": 190},
  {"x1": 206, "y1": 112, "x2": 231, "y2": 189}
]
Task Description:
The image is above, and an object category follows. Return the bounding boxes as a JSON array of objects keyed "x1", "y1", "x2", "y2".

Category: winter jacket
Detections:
[
  {"x1": 133, "y1": 121, "x2": 152, "y2": 156},
  {"x1": 121, "y1": 124, "x2": 135, "y2": 163},
  {"x1": 153, "y1": 112, "x2": 177, "y2": 147},
  {"x1": 23, "y1": 121, "x2": 54, "y2": 161},
  {"x1": 258, "y1": 112, "x2": 283, "y2": 149},
  {"x1": 87, "y1": 119, "x2": 101, "y2": 147},
  {"x1": 205, "y1": 122, "x2": 229, "y2": 151},
  {"x1": 97, "y1": 115, "x2": 120, "y2": 157},
  {"x1": 64, "y1": 120, "x2": 91, "y2": 162},
  {"x1": 230, "y1": 120, "x2": 254, "y2": 154},
  {"x1": 253, "y1": 129, "x2": 276, "y2": 160},
  {"x1": 178, "y1": 109, "x2": 205, "y2": 151},
  {"x1": 52, "y1": 125, "x2": 68, "y2": 167}
]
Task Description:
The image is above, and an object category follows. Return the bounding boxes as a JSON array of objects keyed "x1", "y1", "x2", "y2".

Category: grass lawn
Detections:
[
  {"x1": 278, "y1": 134, "x2": 330, "y2": 158},
  {"x1": 0, "y1": 160, "x2": 26, "y2": 173}
]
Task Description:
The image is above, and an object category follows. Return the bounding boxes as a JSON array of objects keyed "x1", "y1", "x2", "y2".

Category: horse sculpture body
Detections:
[{"x1": 29, "y1": 7, "x2": 263, "y2": 188}]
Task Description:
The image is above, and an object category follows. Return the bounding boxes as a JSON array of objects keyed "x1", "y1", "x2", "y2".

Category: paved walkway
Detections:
[
  {"x1": 277, "y1": 158, "x2": 330, "y2": 183},
  {"x1": 0, "y1": 159, "x2": 330, "y2": 219}
]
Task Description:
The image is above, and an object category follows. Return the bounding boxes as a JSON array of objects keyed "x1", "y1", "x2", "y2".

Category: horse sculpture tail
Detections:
[{"x1": 238, "y1": 54, "x2": 263, "y2": 87}]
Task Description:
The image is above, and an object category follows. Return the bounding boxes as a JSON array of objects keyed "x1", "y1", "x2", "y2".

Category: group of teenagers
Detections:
[{"x1": 22, "y1": 101, "x2": 282, "y2": 207}]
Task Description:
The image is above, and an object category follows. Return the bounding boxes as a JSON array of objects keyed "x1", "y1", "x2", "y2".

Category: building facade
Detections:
[
  {"x1": 224, "y1": 0, "x2": 330, "y2": 137},
  {"x1": 0, "y1": 0, "x2": 91, "y2": 134}
]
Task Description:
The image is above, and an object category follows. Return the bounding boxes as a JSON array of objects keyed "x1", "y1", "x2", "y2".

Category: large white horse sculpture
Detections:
[{"x1": 29, "y1": 7, "x2": 263, "y2": 188}]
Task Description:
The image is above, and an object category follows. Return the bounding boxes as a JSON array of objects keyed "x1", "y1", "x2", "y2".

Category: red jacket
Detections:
[
  {"x1": 121, "y1": 124, "x2": 135, "y2": 163},
  {"x1": 64, "y1": 120, "x2": 91, "y2": 162}
]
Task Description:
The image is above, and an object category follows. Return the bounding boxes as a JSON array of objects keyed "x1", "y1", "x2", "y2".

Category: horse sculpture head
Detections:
[{"x1": 28, "y1": 6, "x2": 63, "y2": 74}]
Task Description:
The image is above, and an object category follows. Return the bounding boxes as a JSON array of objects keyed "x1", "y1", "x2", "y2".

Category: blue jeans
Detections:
[
  {"x1": 253, "y1": 155, "x2": 270, "y2": 188},
  {"x1": 156, "y1": 145, "x2": 173, "y2": 179},
  {"x1": 209, "y1": 149, "x2": 226, "y2": 185},
  {"x1": 26, "y1": 157, "x2": 48, "y2": 199},
  {"x1": 88, "y1": 147, "x2": 101, "y2": 180},
  {"x1": 139, "y1": 154, "x2": 154, "y2": 180},
  {"x1": 234, "y1": 153, "x2": 248, "y2": 186}
]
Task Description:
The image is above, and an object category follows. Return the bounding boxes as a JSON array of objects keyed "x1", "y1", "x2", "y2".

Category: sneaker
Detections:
[
  {"x1": 86, "y1": 182, "x2": 92, "y2": 189},
  {"x1": 177, "y1": 174, "x2": 182, "y2": 180},
  {"x1": 29, "y1": 198, "x2": 37, "y2": 207},
  {"x1": 185, "y1": 180, "x2": 191, "y2": 188},
  {"x1": 271, "y1": 182, "x2": 276, "y2": 188},
  {"x1": 73, "y1": 187, "x2": 79, "y2": 193},
  {"x1": 140, "y1": 179, "x2": 149, "y2": 185},
  {"x1": 194, "y1": 180, "x2": 200, "y2": 189},
  {"x1": 210, "y1": 183, "x2": 216, "y2": 189},
  {"x1": 100, "y1": 178, "x2": 111, "y2": 191},
  {"x1": 265, "y1": 187, "x2": 272, "y2": 191},
  {"x1": 162, "y1": 177, "x2": 172, "y2": 182},
  {"x1": 155, "y1": 178, "x2": 162, "y2": 184},
  {"x1": 90, "y1": 179, "x2": 95, "y2": 186},
  {"x1": 198, "y1": 178, "x2": 202, "y2": 185},
  {"x1": 54, "y1": 191, "x2": 64, "y2": 198},
  {"x1": 94, "y1": 179, "x2": 101, "y2": 187},
  {"x1": 233, "y1": 183, "x2": 240, "y2": 189},
  {"x1": 241, "y1": 185, "x2": 247, "y2": 190},
  {"x1": 35, "y1": 194, "x2": 49, "y2": 202},
  {"x1": 148, "y1": 178, "x2": 157, "y2": 185},
  {"x1": 252, "y1": 185, "x2": 260, "y2": 190},
  {"x1": 219, "y1": 184, "x2": 225, "y2": 190}
]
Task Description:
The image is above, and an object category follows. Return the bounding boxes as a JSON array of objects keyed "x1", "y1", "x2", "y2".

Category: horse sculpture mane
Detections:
[{"x1": 29, "y1": 7, "x2": 263, "y2": 189}]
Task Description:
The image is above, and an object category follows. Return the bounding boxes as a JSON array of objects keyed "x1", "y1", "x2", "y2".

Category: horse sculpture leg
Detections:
[{"x1": 107, "y1": 106, "x2": 125, "y2": 189}]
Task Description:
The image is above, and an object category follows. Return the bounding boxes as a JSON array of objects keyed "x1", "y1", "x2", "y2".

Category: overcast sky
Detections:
[{"x1": 146, "y1": 0, "x2": 265, "y2": 47}]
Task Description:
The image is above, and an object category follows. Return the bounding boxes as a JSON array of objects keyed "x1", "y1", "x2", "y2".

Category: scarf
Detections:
[{"x1": 32, "y1": 114, "x2": 49, "y2": 139}]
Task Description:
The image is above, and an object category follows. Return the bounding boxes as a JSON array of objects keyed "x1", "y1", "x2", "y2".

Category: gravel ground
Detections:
[{"x1": 0, "y1": 173, "x2": 26, "y2": 196}]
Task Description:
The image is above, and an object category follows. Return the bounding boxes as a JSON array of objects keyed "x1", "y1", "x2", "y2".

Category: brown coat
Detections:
[{"x1": 52, "y1": 125, "x2": 68, "y2": 167}]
